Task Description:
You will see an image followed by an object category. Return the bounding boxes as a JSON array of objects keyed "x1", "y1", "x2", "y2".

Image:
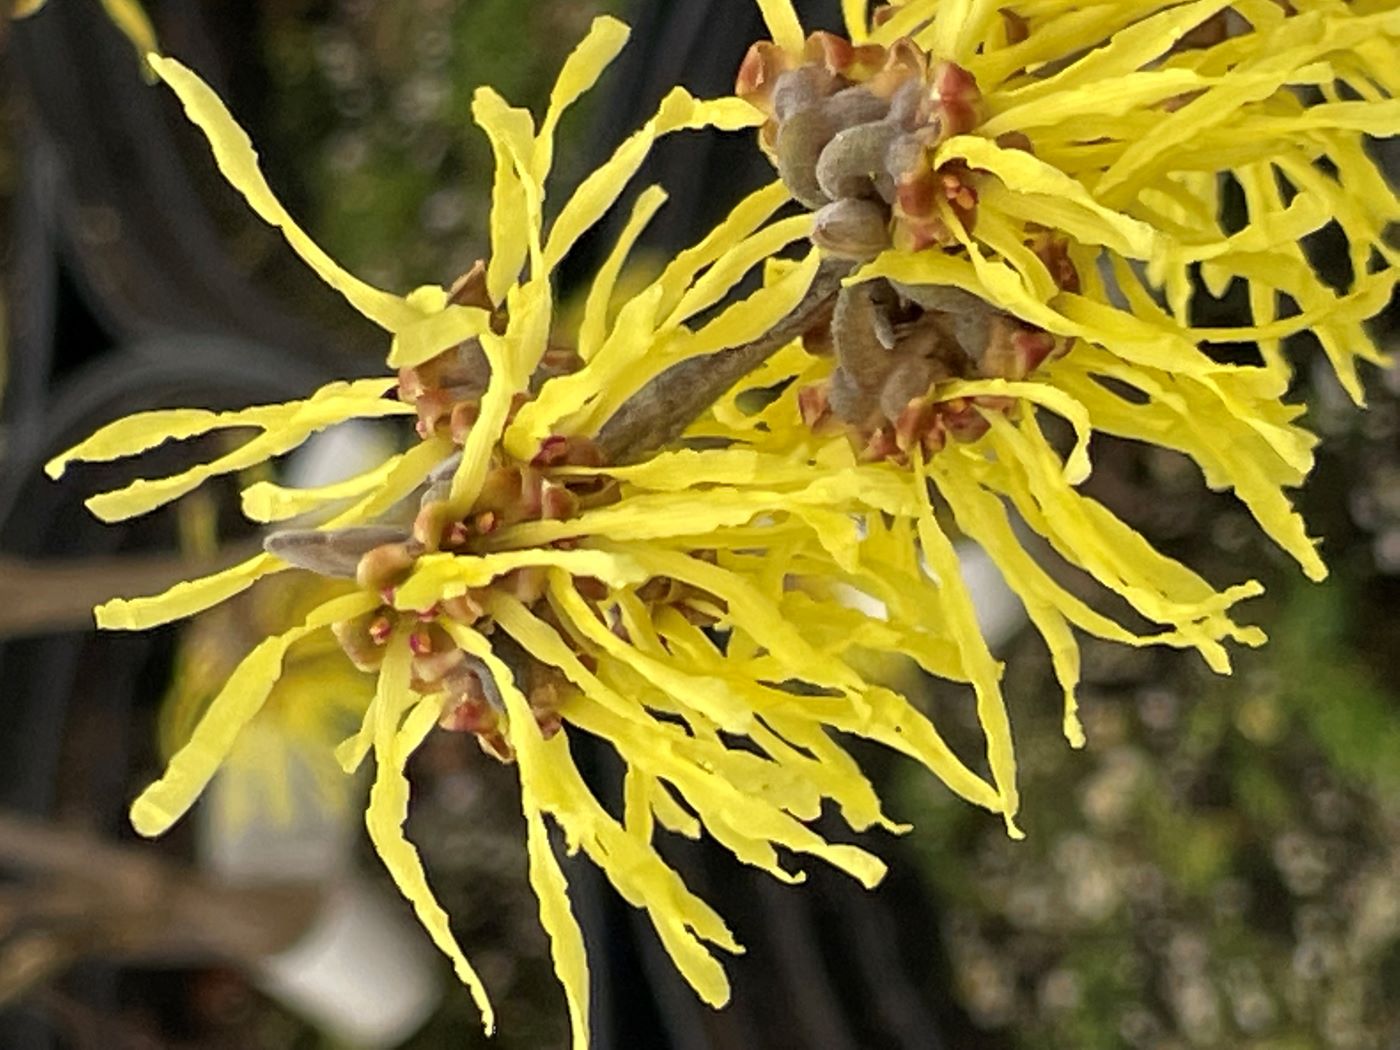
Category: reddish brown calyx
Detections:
[
  {"x1": 396, "y1": 260, "x2": 586, "y2": 448},
  {"x1": 797, "y1": 382, "x2": 843, "y2": 436},
  {"x1": 531, "y1": 434, "x2": 604, "y2": 469},
  {"x1": 865, "y1": 391, "x2": 1019, "y2": 464},
  {"x1": 397, "y1": 261, "x2": 502, "y2": 440},
  {"x1": 400, "y1": 342, "x2": 584, "y2": 446},
  {"x1": 736, "y1": 32, "x2": 889, "y2": 118},
  {"x1": 356, "y1": 539, "x2": 423, "y2": 595},
  {"x1": 412, "y1": 631, "x2": 514, "y2": 762},
  {"x1": 974, "y1": 307, "x2": 1073, "y2": 383},
  {"x1": 893, "y1": 158, "x2": 981, "y2": 252},
  {"x1": 931, "y1": 60, "x2": 981, "y2": 138},
  {"x1": 823, "y1": 383, "x2": 1031, "y2": 464}
]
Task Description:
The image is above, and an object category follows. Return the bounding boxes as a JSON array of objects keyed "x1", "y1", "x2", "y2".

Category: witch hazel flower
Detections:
[
  {"x1": 46, "y1": 13, "x2": 1020, "y2": 1045},
  {"x1": 42, "y1": 1, "x2": 1399, "y2": 1045}
]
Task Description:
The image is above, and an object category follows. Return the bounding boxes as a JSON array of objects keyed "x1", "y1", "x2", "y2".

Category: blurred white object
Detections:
[
  {"x1": 256, "y1": 880, "x2": 440, "y2": 1050},
  {"x1": 837, "y1": 516, "x2": 1028, "y2": 650},
  {"x1": 833, "y1": 542, "x2": 1027, "y2": 651},
  {"x1": 283, "y1": 420, "x2": 399, "y2": 492},
  {"x1": 954, "y1": 542, "x2": 1026, "y2": 650},
  {"x1": 198, "y1": 734, "x2": 440, "y2": 1049}
]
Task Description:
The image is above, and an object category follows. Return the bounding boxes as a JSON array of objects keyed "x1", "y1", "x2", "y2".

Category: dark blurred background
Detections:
[{"x1": 1, "y1": 2, "x2": 1398, "y2": 1048}]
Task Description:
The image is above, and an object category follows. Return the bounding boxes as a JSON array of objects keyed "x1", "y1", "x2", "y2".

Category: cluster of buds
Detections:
[
  {"x1": 802, "y1": 377, "x2": 1021, "y2": 465},
  {"x1": 323, "y1": 543, "x2": 572, "y2": 763},
  {"x1": 736, "y1": 29, "x2": 986, "y2": 259},
  {"x1": 735, "y1": 18, "x2": 1087, "y2": 464},
  {"x1": 881, "y1": 392, "x2": 1018, "y2": 463},
  {"x1": 330, "y1": 442, "x2": 618, "y2": 760},
  {"x1": 410, "y1": 452, "x2": 607, "y2": 560},
  {"x1": 396, "y1": 261, "x2": 499, "y2": 441},
  {"x1": 332, "y1": 609, "x2": 518, "y2": 761},
  {"x1": 332, "y1": 540, "x2": 728, "y2": 763},
  {"x1": 396, "y1": 260, "x2": 583, "y2": 443},
  {"x1": 799, "y1": 267, "x2": 1074, "y2": 463},
  {"x1": 266, "y1": 398, "x2": 722, "y2": 764}
]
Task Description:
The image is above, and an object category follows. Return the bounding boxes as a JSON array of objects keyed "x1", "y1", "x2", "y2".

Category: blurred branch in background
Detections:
[
  {"x1": 0, "y1": 810, "x2": 320, "y2": 1004},
  {"x1": 0, "y1": 544, "x2": 258, "y2": 637}
]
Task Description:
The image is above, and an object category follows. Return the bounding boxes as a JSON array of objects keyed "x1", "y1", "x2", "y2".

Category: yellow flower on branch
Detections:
[
  {"x1": 45, "y1": 1, "x2": 1398, "y2": 1046},
  {"x1": 650, "y1": 0, "x2": 1394, "y2": 830},
  {"x1": 46, "y1": 14, "x2": 1011, "y2": 1045},
  {"x1": 743, "y1": 0, "x2": 1397, "y2": 396}
]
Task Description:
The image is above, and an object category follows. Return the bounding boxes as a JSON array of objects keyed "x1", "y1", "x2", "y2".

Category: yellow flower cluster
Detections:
[
  {"x1": 697, "y1": 0, "x2": 1395, "y2": 800},
  {"x1": 43, "y1": 14, "x2": 978, "y2": 1039},
  {"x1": 41, "y1": 0, "x2": 1398, "y2": 1046}
]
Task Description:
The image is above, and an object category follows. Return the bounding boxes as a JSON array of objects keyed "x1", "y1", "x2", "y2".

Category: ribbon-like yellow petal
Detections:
[
  {"x1": 83, "y1": 396, "x2": 412, "y2": 523},
  {"x1": 532, "y1": 16, "x2": 632, "y2": 185},
  {"x1": 130, "y1": 591, "x2": 375, "y2": 837},
  {"x1": 577, "y1": 185, "x2": 668, "y2": 362},
  {"x1": 910, "y1": 449, "x2": 1022, "y2": 838},
  {"x1": 146, "y1": 56, "x2": 424, "y2": 332},
  {"x1": 95, "y1": 553, "x2": 282, "y2": 631},
  {"x1": 394, "y1": 547, "x2": 648, "y2": 611},
  {"x1": 240, "y1": 454, "x2": 405, "y2": 523},
  {"x1": 940, "y1": 136, "x2": 1160, "y2": 260},
  {"x1": 364, "y1": 640, "x2": 496, "y2": 1032},
  {"x1": 46, "y1": 379, "x2": 398, "y2": 479},
  {"x1": 756, "y1": 0, "x2": 805, "y2": 54}
]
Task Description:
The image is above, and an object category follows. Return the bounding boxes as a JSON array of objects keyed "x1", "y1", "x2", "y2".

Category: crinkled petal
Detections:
[
  {"x1": 655, "y1": 180, "x2": 791, "y2": 320},
  {"x1": 241, "y1": 454, "x2": 405, "y2": 523},
  {"x1": 100, "y1": 0, "x2": 159, "y2": 63},
  {"x1": 146, "y1": 56, "x2": 425, "y2": 332},
  {"x1": 46, "y1": 379, "x2": 398, "y2": 480},
  {"x1": 578, "y1": 185, "x2": 668, "y2": 362},
  {"x1": 936, "y1": 377, "x2": 1094, "y2": 484},
  {"x1": 757, "y1": 0, "x2": 805, "y2": 53},
  {"x1": 841, "y1": 0, "x2": 868, "y2": 42},
  {"x1": 129, "y1": 590, "x2": 375, "y2": 836},
  {"x1": 523, "y1": 803, "x2": 590, "y2": 1050},
  {"x1": 394, "y1": 547, "x2": 648, "y2": 611},
  {"x1": 83, "y1": 396, "x2": 412, "y2": 523},
  {"x1": 388, "y1": 305, "x2": 495, "y2": 370},
  {"x1": 939, "y1": 136, "x2": 1160, "y2": 259},
  {"x1": 910, "y1": 449, "x2": 1022, "y2": 838},
  {"x1": 96, "y1": 553, "x2": 283, "y2": 631},
  {"x1": 474, "y1": 86, "x2": 543, "y2": 284},
  {"x1": 446, "y1": 618, "x2": 740, "y2": 1008},
  {"x1": 532, "y1": 16, "x2": 632, "y2": 185},
  {"x1": 364, "y1": 640, "x2": 496, "y2": 1032},
  {"x1": 542, "y1": 88, "x2": 763, "y2": 272}
]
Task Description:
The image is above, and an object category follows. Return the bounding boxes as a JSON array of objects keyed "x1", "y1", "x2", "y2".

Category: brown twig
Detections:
[{"x1": 595, "y1": 257, "x2": 852, "y2": 464}]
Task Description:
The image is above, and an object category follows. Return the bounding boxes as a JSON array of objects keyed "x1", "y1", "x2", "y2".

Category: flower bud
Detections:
[
  {"x1": 812, "y1": 197, "x2": 892, "y2": 260},
  {"x1": 816, "y1": 120, "x2": 903, "y2": 202},
  {"x1": 356, "y1": 541, "x2": 420, "y2": 593}
]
